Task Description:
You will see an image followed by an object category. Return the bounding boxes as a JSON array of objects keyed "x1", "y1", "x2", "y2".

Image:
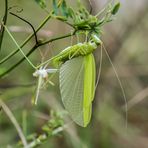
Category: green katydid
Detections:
[
  {"x1": 4, "y1": 24, "x2": 99, "y2": 127},
  {"x1": 50, "y1": 34, "x2": 102, "y2": 127},
  {"x1": 3, "y1": 1, "x2": 127, "y2": 127},
  {"x1": 34, "y1": 33, "x2": 127, "y2": 127},
  {"x1": 32, "y1": 34, "x2": 101, "y2": 127},
  {"x1": 4, "y1": 23, "x2": 127, "y2": 128}
]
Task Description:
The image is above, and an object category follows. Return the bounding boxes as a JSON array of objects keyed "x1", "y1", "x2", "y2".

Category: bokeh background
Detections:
[{"x1": 0, "y1": 0, "x2": 148, "y2": 147}]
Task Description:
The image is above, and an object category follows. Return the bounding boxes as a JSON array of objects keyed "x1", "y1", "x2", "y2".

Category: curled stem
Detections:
[{"x1": 9, "y1": 12, "x2": 38, "y2": 45}]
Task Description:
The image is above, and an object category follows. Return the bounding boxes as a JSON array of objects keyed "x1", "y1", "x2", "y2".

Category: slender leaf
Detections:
[
  {"x1": 52, "y1": 0, "x2": 58, "y2": 15},
  {"x1": 111, "y1": 2, "x2": 120, "y2": 15},
  {"x1": 61, "y1": 0, "x2": 68, "y2": 17},
  {"x1": 68, "y1": 7, "x2": 75, "y2": 18},
  {"x1": 35, "y1": 0, "x2": 46, "y2": 9}
]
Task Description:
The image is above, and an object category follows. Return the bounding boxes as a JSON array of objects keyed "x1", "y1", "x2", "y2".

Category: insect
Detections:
[
  {"x1": 52, "y1": 34, "x2": 101, "y2": 66},
  {"x1": 2, "y1": 1, "x2": 126, "y2": 128},
  {"x1": 50, "y1": 34, "x2": 101, "y2": 127},
  {"x1": 37, "y1": 34, "x2": 102, "y2": 67},
  {"x1": 33, "y1": 34, "x2": 101, "y2": 126},
  {"x1": 5, "y1": 18, "x2": 125, "y2": 127},
  {"x1": 34, "y1": 34, "x2": 127, "y2": 127}
]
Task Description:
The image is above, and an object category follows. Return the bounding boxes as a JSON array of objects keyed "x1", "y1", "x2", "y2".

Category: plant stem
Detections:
[
  {"x1": 4, "y1": 25, "x2": 37, "y2": 69},
  {"x1": 28, "y1": 126, "x2": 63, "y2": 148},
  {"x1": 0, "y1": 1, "x2": 74, "y2": 65},
  {"x1": 0, "y1": 45, "x2": 37, "y2": 79},
  {"x1": 39, "y1": 32, "x2": 74, "y2": 46},
  {"x1": 0, "y1": 99, "x2": 28, "y2": 148},
  {"x1": 0, "y1": 0, "x2": 8, "y2": 53},
  {"x1": 0, "y1": 12, "x2": 52, "y2": 64},
  {"x1": 9, "y1": 12, "x2": 38, "y2": 45},
  {"x1": 0, "y1": 32, "x2": 75, "y2": 78}
]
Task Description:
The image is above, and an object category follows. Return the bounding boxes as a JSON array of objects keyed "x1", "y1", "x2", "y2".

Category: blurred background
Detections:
[{"x1": 0, "y1": 0, "x2": 148, "y2": 147}]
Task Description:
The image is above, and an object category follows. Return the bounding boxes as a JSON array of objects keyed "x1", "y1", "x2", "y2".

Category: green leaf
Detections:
[
  {"x1": 0, "y1": 67, "x2": 6, "y2": 75},
  {"x1": 61, "y1": 0, "x2": 68, "y2": 17},
  {"x1": 68, "y1": 7, "x2": 75, "y2": 18},
  {"x1": 42, "y1": 125, "x2": 51, "y2": 133},
  {"x1": 52, "y1": 0, "x2": 58, "y2": 15},
  {"x1": 54, "y1": 15, "x2": 67, "y2": 21},
  {"x1": 111, "y1": 2, "x2": 120, "y2": 15},
  {"x1": 35, "y1": 0, "x2": 46, "y2": 9}
]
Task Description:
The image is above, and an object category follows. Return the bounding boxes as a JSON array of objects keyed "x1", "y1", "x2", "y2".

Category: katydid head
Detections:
[{"x1": 90, "y1": 34, "x2": 102, "y2": 45}]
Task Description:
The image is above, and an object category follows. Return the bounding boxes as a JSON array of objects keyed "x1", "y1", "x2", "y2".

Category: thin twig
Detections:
[
  {"x1": 0, "y1": 32, "x2": 75, "y2": 78},
  {"x1": 0, "y1": 0, "x2": 8, "y2": 53},
  {"x1": 0, "y1": 1, "x2": 73, "y2": 65},
  {"x1": 0, "y1": 12, "x2": 52, "y2": 65},
  {"x1": 9, "y1": 12, "x2": 38, "y2": 45},
  {"x1": 4, "y1": 24, "x2": 37, "y2": 69},
  {"x1": 0, "y1": 99, "x2": 28, "y2": 148},
  {"x1": 27, "y1": 126, "x2": 64, "y2": 148},
  {"x1": 0, "y1": 83, "x2": 35, "y2": 89}
]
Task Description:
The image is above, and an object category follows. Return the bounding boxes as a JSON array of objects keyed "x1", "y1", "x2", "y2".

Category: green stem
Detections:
[
  {"x1": 0, "y1": 45, "x2": 37, "y2": 79},
  {"x1": 0, "y1": 32, "x2": 75, "y2": 78},
  {"x1": 0, "y1": 0, "x2": 8, "y2": 53},
  {"x1": 0, "y1": 12, "x2": 52, "y2": 64},
  {"x1": 28, "y1": 126, "x2": 63, "y2": 148},
  {"x1": 39, "y1": 32, "x2": 73, "y2": 46},
  {"x1": 4, "y1": 25, "x2": 37, "y2": 69},
  {"x1": 0, "y1": 99, "x2": 28, "y2": 147},
  {"x1": 0, "y1": 1, "x2": 74, "y2": 64},
  {"x1": 9, "y1": 12, "x2": 38, "y2": 45}
]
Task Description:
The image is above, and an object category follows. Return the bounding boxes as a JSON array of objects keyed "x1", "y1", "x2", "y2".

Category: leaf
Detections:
[
  {"x1": 35, "y1": 0, "x2": 46, "y2": 9},
  {"x1": 111, "y1": 2, "x2": 120, "y2": 15},
  {"x1": 54, "y1": 15, "x2": 67, "y2": 21},
  {"x1": 52, "y1": 0, "x2": 59, "y2": 15},
  {"x1": 0, "y1": 67, "x2": 6, "y2": 75},
  {"x1": 68, "y1": 7, "x2": 75, "y2": 18},
  {"x1": 61, "y1": 0, "x2": 69, "y2": 17}
]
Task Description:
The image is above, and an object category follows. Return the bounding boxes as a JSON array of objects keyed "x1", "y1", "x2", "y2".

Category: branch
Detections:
[
  {"x1": 0, "y1": 12, "x2": 52, "y2": 65},
  {"x1": 9, "y1": 12, "x2": 38, "y2": 45},
  {"x1": 0, "y1": 32, "x2": 75, "y2": 78},
  {"x1": 0, "y1": 1, "x2": 73, "y2": 65},
  {"x1": 0, "y1": 99, "x2": 28, "y2": 147},
  {"x1": 0, "y1": 0, "x2": 8, "y2": 53}
]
